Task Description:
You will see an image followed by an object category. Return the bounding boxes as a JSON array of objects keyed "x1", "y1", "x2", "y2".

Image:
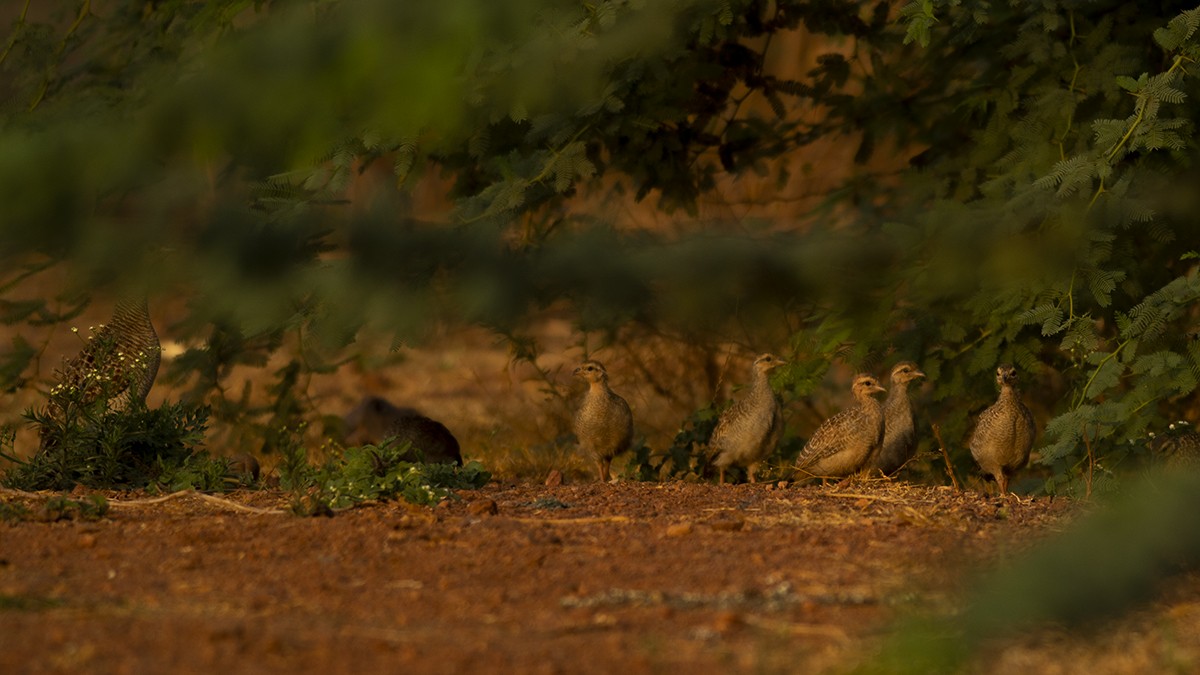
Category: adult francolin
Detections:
[{"x1": 968, "y1": 364, "x2": 1036, "y2": 494}]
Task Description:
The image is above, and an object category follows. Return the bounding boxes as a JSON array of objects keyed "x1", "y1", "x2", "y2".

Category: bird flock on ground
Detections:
[
  {"x1": 565, "y1": 354, "x2": 1036, "y2": 494},
  {"x1": 43, "y1": 301, "x2": 1200, "y2": 495}
]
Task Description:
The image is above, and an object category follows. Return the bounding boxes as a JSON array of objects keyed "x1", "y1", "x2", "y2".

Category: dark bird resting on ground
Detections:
[
  {"x1": 342, "y1": 396, "x2": 463, "y2": 465},
  {"x1": 794, "y1": 374, "x2": 886, "y2": 481},
  {"x1": 573, "y1": 359, "x2": 634, "y2": 482},
  {"x1": 710, "y1": 353, "x2": 786, "y2": 484},
  {"x1": 968, "y1": 364, "x2": 1036, "y2": 495}
]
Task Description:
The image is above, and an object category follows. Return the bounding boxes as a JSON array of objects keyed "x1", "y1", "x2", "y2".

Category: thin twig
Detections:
[
  {"x1": 823, "y1": 492, "x2": 910, "y2": 505},
  {"x1": 741, "y1": 615, "x2": 850, "y2": 643},
  {"x1": 931, "y1": 423, "x2": 961, "y2": 491},
  {"x1": 106, "y1": 489, "x2": 286, "y2": 515},
  {"x1": 510, "y1": 515, "x2": 631, "y2": 525},
  {"x1": 1081, "y1": 423, "x2": 1095, "y2": 500}
]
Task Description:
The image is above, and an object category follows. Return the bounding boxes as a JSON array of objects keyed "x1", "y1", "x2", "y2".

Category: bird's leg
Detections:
[
  {"x1": 598, "y1": 460, "x2": 610, "y2": 483},
  {"x1": 718, "y1": 467, "x2": 727, "y2": 485},
  {"x1": 997, "y1": 473, "x2": 1008, "y2": 496},
  {"x1": 747, "y1": 464, "x2": 758, "y2": 484}
]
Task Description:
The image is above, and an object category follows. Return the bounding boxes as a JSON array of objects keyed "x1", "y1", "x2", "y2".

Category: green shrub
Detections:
[{"x1": 282, "y1": 435, "x2": 491, "y2": 515}]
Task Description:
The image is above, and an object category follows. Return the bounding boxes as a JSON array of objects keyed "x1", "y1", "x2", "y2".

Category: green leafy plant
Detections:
[
  {"x1": 2, "y1": 328, "x2": 213, "y2": 491},
  {"x1": 624, "y1": 405, "x2": 721, "y2": 481},
  {"x1": 285, "y1": 437, "x2": 491, "y2": 516}
]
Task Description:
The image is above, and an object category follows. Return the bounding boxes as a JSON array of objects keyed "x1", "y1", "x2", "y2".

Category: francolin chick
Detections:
[
  {"x1": 573, "y1": 360, "x2": 634, "y2": 482},
  {"x1": 795, "y1": 374, "x2": 887, "y2": 481},
  {"x1": 872, "y1": 361, "x2": 926, "y2": 476},
  {"x1": 710, "y1": 353, "x2": 786, "y2": 484},
  {"x1": 343, "y1": 396, "x2": 463, "y2": 465},
  {"x1": 968, "y1": 364, "x2": 1036, "y2": 495}
]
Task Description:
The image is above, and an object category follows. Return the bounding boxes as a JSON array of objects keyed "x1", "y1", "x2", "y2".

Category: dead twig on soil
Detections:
[
  {"x1": 932, "y1": 423, "x2": 962, "y2": 491},
  {"x1": 0, "y1": 487, "x2": 46, "y2": 499},
  {"x1": 106, "y1": 490, "x2": 286, "y2": 515},
  {"x1": 741, "y1": 615, "x2": 851, "y2": 643},
  {"x1": 823, "y1": 492, "x2": 911, "y2": 505},
  {"x1": 511, "y1": 515, "x2": 632, "y2": 525}
]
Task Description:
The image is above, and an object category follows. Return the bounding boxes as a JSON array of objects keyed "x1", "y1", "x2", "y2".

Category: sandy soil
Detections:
[{"x1": 0, "y1": 480, "x2": 1136, "y2": 674}]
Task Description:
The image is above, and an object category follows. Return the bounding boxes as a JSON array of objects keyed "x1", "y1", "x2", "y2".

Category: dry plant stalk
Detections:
[
  {"x1": 931, "y1": 423, "x2": 961, "y2": 491},
  {"x1": 1082, "y1": 424, "x2": 1095, "y2": 500}
]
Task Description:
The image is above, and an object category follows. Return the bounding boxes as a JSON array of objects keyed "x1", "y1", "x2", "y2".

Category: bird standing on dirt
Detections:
[
  {"x1": 343, "y1": 395, "x2": 463, "y2": 465},
  {"x1": 710, "y1": 353, "x2": 786, "y2": 484},
  {"x1": 968, "y1": 364, "x2": 1036, "y2": 495},
  {"x1": 46, "y1": 297, "x2": 161, "y2": 418},
  {"x1": 871, "y1": 361, "x2": 926, "y2": 476},
  {"x1": 794, "y1": 374, "x2": 886, "y2": 481},
  {"x1": 573, "y1": 360, "x2": 634, "y2": 482}
]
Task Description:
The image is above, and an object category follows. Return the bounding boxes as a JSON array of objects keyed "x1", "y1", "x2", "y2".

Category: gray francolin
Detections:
[
  {"x1": 710, "y1": 353, "x2": 786, "y2": 484},
  {"x1": 573, "y1": 360, "x2": 633, "y2": 482},
  {"x1": 871, "y1": 361, "x2": 926, "y2": 476},
  {"x1": 968, "y1": 364, "x2": 1036, "y2": 494},
  {"x1": 795, "y1": 374, "x2": 886, "y2": 481},
  {"x1": 1151, "y1": 426, "x2": 1200, "y2": 470},
  {"x1": 46, "y1": 297, "x2": 160, "y2": 423},
  {"x1": 343, "y1": 395, "x2": 462, "y2": 465}
]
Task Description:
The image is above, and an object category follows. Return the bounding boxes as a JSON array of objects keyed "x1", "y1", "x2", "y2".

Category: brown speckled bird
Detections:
[
  {"x1": 47, "y1": 298, "x2": 160, "y2": 420},
  {"x1": 1151, "y1": 426, "x2": 1200, "y2": 469},
  {"x1": 710, "y1": 353, "x2": 786, "y2": 484},
  {"x1": 969, "y1": 364, "x2": 1036, "y2": 494},
  {"x1": 871, "y1": 361, "x2": 926, "y2": 476},
  {"x1": 573, "y1": 360, "x2": 633, "y2": 482},
  {"x1": 795, "y1": 374, "x2": 886, "y2": 481},
  {"x1": 343, "y1": 395, "x2": 463, "y2": 465}
]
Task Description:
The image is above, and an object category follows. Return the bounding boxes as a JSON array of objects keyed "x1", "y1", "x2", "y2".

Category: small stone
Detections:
[
  {"x1": 544, "y1": 469, "x2": 564, "y2": 487},
  {"x1": 713, "y1": 610, "x2": 741, "y2": 633},
  {"x1": 468, "y1": 499, "x2": 498, "y2": 516},
  {"x1": 78, "y1": 533, "x2": 97, "y2": 548},
  {"x1": 665, "y1": 522, "x2": 694, "y2": 537}
]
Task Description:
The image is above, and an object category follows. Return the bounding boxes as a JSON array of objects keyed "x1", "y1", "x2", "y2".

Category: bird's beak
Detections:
[
  {"x1": 874, "y1": 384, "x2": 887, "y2": 394},
  {"x1": 914, "y1": 370, "x2": 926, "y2": 379}
]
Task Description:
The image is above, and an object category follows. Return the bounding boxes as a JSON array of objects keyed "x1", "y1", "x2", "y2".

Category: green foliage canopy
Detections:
[{"x1": 1, "y1": 0, "x2": 1199, "y2": 485}]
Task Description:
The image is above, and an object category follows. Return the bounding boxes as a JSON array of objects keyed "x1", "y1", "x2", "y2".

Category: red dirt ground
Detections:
[
  {"x1": 1, "y1": 480, "x2": 1197, "y2": 674},
  {"x1": 0, "y1": 481, "x2": 1041, "y2": 673}
]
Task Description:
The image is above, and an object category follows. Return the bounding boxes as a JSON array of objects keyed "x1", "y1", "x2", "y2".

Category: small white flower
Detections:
[
  {"x1": 1149, "y1": 432, "x2": 1157, "y2": 439},
  {"x1": 1170, "y1": 423, "x2": 1177, "y2": 431}
]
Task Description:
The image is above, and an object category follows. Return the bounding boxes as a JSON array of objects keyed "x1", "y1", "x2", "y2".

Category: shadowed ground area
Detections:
[{"x1": 1, "y1": 481, "x2": 1196, "y2": 673}]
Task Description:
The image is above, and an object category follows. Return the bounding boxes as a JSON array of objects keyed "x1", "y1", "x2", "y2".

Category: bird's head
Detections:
[
  {"x1": 996, "y1": 363, "x2": 1020, "y2": 388},
  {"x1": 890, "y1": 361, "x2": 926, "y2": 385},
  {"x1": 574, "y1": 360, "x2": 608, "y2": 383},
  {"x1": 753, "y1": 353, "x2": 786, "y2": 374},
  {"x1": 852, "y1": 374, "x2": 886, "y2": 398}
]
